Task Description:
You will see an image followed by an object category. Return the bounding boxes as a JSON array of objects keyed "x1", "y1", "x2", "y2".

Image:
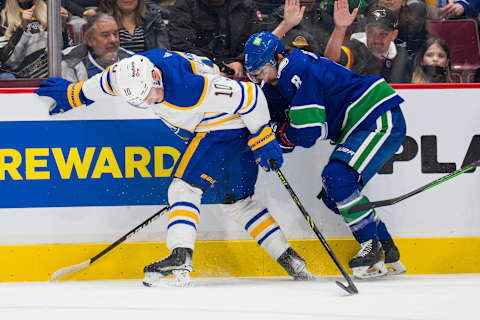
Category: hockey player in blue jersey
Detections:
[
  {"x1": 35, "y1": 49, "x2": 314, "y2": 285},
  {"x1": 244, "y1": 31, "x2": 407, "y2": 279}
]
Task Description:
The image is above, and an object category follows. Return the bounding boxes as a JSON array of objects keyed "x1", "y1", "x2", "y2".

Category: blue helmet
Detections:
[{"x1": 244, "y1": 31, "x2": 286, "y2": 73}]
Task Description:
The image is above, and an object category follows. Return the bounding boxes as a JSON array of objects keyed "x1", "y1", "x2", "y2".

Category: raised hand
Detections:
[
  {"x1": 283, "y1": 0, "x2": 306, "y2": 29},
  {"x1": 333, "y1": 0, "x2": 358, "y2": 29},
  {"x1": 438, "y1": 3, "x2": 465, "y2": 19}
]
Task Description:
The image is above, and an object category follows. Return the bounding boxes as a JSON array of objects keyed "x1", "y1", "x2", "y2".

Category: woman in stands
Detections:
[
  {"x1": 411, "y1": 38, "x2": 453, "y2": 83},
  {"x1": 0, "y1": 0, "x2": 72, "y2": 78},
  {"x1": 97, "y1": 0, "x2": 169, "y2": 53}
]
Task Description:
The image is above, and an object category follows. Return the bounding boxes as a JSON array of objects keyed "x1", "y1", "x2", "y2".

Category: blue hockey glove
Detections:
[
  {"x1": 272, "y1": 121, "x2": 295, "y2": 153},
  {"x1": 248, "y1": 124, "x2": 284, "y2": 172},
  {"x1": 35, "y1": 77, "x2": 93, "y2": 115}
]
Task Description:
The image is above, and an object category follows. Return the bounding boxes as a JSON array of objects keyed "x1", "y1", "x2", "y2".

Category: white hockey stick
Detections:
[{"x1": 50, "y1": 206, "x2": 169, "y2": 281}]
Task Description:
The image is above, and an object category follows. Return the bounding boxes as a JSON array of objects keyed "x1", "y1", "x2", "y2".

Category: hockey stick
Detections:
[
  {"x1": 49, "y1": 206, "x2": 169, "y2": 281},
  {"x1": 348, "y1": 159, "x2": 480, "y2": 215},
  {"x1": 269, "y1": 160, "x2": 358, "y2": 295}
]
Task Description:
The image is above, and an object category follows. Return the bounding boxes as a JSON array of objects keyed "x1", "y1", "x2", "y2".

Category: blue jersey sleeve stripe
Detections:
[
  {"x1": 233, "y1": 81, "x2": 245, "y2": 114},
  {"x1": 100, "y1": 74, "x2": 107, "y2": 95},
  {"x1": 258, "y1": 226, "x2": 280, "y2": 245},
  {"x1": 245, "y1": 208, "x2": 268, "y2": 230},
  {"x1": 239, "y1": 84, "x2": 258, "y2": 116},
  {"x1": 104, "y1": 67, "x2": 116, "y2": 96},
  {"x1": 203, "y1": 113, "x2": 228, "y2": 121},
  {"x1": 167, "y1": 220, "x2": 197, "y2": 230},
  {"x1": 170, "y1": 201, "x2": 200, "y2": 213}
]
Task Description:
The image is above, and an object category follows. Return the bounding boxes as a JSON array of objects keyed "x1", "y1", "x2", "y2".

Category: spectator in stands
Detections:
[
  {"x1": 372, "y1": 0, "x2": 427, "y2": 59},
  {"x1": 263, "y1": 0, "x2": 335, "y2": 55},
  {"x1": 324, "y1": 2, "x2": 411, "y2": 83},
  {"x1": 255, "y1": 0, "x2": 283, "y2": 20},
  {"x1": 62, "y1": 1, "x2": 100, "y2": 44},
  {"x1": 411, "y1": 38, "x2": 453, "y2": 83},
  {"x1": 63, "y1": 0, "x2": 99, "y2": 18},
  {"x1": 168, "y1": 0, "x2": 260, "y2": 77},
  {"x1": 0, "y1": 0, "x2": 72, "y2": 78},
  {"x1": 144, "y1": 0, "x2": 172, "y2": 21},
  {"x1": 98, "y1": 0, "x2": 169, "y2": 53},
  {"x1": 438, "y1": 0, "x2": 480, "y2": 20},
  {"x1": 62, "y1": 12, "x2": 131, "y2": 82}
]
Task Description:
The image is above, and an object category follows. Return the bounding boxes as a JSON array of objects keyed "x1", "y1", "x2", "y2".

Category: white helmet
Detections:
[{"x1": 111, "y1": 55, "x2": 162, "y2": 106}]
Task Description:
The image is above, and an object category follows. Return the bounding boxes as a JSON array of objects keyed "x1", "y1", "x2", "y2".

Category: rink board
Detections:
[
  {"x1": 0, "y1": 85, "x2": 479, "y2": 280},
  {"x1": 1, "y1": 238, "x2": 479, "y2": 281}
]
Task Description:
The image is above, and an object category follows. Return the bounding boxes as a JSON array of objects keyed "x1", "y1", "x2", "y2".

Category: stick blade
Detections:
[
  {"x1": 335, "y1": 281, "x2": 359, "y2": 295},
  {"x1": 49, "y1": 260, "x2": 91, "y2": 281}
]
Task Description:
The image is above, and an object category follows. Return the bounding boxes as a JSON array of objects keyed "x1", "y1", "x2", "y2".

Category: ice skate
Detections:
[
  {"x1": 349, "y1": 238, "x2": 388, "y2": 280},
  {"x1": 277, "y1": 247, "x2": 315, "y2": 280},
  {"x1": 143, "y1": 247, "x2": 193, "y2": 287},
  {"x1": 381, "y1": 239, "x2": 406, "y2": 275}
]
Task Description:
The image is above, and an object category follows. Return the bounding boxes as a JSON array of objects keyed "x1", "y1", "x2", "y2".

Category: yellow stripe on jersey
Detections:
[
  {"x1": 239, "y1": 82, "x2": 254, "y2": 111},
  {"x1": 161, "y1": 77, "x2": 209, "y2": 110},
  {"x1": 102, "y1": 66, "x2": 117, "y2": 96},
  {"x1": 67, "y1": 83, "x2": 75, "y2": 108},
  {"x1": 341, "y1": 46, "x2": 354, "y2": 70},
  {"x1": 174, "y1": 132, "x2": 208, "y2": 178},
  {"x1": 72, "y1": 81, "x2": 84, "y2": 107},
  {"x1": 168, "y1": 209, "x2": 199, "y2": 225},
  {"x1": 250, "y1": 216, "x2": 276, "y2": 239},
  {"x1": 195, "y1": 114, "x2": 240, "y2": 129},
  {"x1": 248, "y1": 126, "x2": 275, "y2": 151}
]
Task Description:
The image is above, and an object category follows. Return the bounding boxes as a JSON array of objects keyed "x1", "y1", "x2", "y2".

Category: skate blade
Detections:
[
  {"x1": 386, "y1": 261, "x2": 406, "y2": 275},
  {"x1": 352, "y1": 261, "x2": 388, "y2": 280},
  {"x1": 142, "y1": 271, "x2": 168, "y2": 287},
  {"x1": 293, "y1": 269, "x2": 316, "y2": 281},
  {"x1": 172, "y1": 269, "x2": 191, "y2": 287},
  {"x1": 142, "y1": 269, "x2": 191, "y2": 287}
]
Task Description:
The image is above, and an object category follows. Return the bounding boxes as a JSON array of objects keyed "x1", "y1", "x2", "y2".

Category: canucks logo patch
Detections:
[{"x1": 253, "y1": 37, "x2": 262, "y2": 46}]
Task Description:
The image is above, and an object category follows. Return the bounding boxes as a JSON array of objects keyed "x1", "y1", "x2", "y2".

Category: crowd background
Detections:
[{"x1": 0, "y1": 0, "x2": 479, "y2": 83}]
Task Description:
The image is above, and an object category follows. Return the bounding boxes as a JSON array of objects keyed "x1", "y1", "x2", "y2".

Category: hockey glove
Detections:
[
  {"x1": 35, "y1": 77, "x2": 93, "y2": 115},
  {"x1": 272, "y1": 121, "x2": 295, "y2": 153},
  {"x1": 248, "y1": 124, "x2": 284, "y2": 172}
]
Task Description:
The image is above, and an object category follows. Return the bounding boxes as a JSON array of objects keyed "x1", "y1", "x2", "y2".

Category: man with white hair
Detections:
[
  {"x1": 62, "y1": 12, "x2": 132, "y2": 82},
  {"x1": 35, "y1": 49, "x2": 314, "y2": 286}
]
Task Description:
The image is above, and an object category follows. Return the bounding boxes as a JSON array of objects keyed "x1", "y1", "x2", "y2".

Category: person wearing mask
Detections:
[{"x1": 411, "y1": 38, "x2": 453, "y2": 83}]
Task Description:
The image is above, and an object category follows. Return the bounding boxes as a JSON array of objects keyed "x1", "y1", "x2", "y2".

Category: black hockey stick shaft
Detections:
[
  {"x1": 348, "y1": 159, "x2": 480, "y2": 214},
  {"x1": 269, "y1": 160, "x2": 358, "y2": 295},
  {"x1": 91, "y1": 205, "x2": 169, "y2": 263},
  {"x1": 50, "y1": 206, "x2": 169, "y2": 281}
]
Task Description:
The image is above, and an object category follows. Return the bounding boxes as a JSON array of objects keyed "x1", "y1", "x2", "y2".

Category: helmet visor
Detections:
[{"x1": 246, "y1": 63, "x2": 276, "y2": 84}]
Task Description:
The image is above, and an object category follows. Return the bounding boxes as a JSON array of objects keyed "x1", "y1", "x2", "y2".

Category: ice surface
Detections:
[{"x1": 0, "y1": 274, "x2": 478, "y2": 320}]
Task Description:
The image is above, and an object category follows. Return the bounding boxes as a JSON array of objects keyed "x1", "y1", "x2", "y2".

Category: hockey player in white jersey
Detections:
[{"x1": 35, "y1": 49, "x2": 314, "y2": 286}]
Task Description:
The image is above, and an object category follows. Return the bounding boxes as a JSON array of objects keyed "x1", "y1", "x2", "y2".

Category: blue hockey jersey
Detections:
[{"x1": 263, "y1": 49, "x2": 404, "y2": 146}]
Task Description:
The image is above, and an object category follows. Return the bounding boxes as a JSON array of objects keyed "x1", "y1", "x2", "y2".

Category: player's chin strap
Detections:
[
  {"x1": 268, "y1": 159, "x2": 358, "y2": 295},
  {"x1": 49, "y1": 206, "x2": 169, "y2": 281}
]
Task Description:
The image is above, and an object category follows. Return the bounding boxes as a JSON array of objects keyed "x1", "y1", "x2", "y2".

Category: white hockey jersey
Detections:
[{"x1": 82, "y1": 49, "x2": 270, "y2": 137}]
